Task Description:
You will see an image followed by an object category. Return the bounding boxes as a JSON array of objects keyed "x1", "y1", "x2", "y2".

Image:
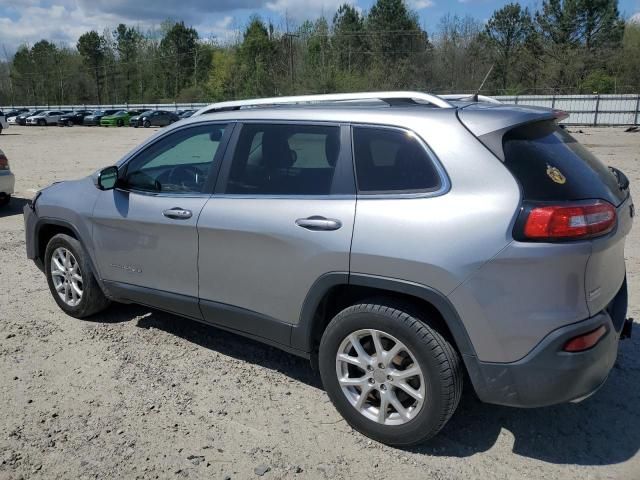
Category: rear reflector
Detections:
[
  {"x1": 523, "y1": 200, "x2": 616, "y2": 241},
  {"x1": 563, "y1": 325, "x2": 607, "y2": 352},
  {"x1": 0, "y1": 154, "x2": 8, "y2": 170}
]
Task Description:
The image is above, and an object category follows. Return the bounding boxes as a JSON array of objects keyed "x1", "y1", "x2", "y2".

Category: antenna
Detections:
[{"x1": 470, "y1": 64, "x2": 494, "y2": 102}]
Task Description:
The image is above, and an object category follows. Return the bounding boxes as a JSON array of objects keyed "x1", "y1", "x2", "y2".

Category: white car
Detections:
[
  {"x1": 0, "y1": 113, "x2": 7, "y2": 134},
  {"x1": 26, "y1": 110, "x2": 66, "y2": 126},
  {"x1": 7, "y1": 115, "x2": 19, "y2": 125},
  {"x1": 0, "y1": 149, "x2": 15, "y2": 206}
]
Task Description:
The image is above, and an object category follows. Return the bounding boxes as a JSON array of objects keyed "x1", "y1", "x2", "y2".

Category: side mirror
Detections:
[{"x1": 97, "y1": 166, "x2": 119, "y2": 190}]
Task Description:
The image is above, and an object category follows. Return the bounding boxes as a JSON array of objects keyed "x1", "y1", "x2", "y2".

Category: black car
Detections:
[
  {"x1": 57, "y1": 110, "x2": 93, "y2": 127},
  {"x1": 4, "y1": 108, "x2": 29, "y2": 119},
  {"x1": 83, "y1": 109, "x2": 119, "y2": 126},
  {"x1": 129, "y1": 110, "x2": 180, "y2": 128},
  {"x1": 16, "y1": 110, "x2": 45, "y2": 126}
]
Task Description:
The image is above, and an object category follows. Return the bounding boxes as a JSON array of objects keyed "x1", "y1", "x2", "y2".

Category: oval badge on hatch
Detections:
[{"x1": 546, "y1": 164, "x2": 566, "y2": 184}]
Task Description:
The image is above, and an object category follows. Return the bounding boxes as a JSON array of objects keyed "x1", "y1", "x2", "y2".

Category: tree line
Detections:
[{"x1": 0, "y1": 0, "x2": 638, "y2": 106}]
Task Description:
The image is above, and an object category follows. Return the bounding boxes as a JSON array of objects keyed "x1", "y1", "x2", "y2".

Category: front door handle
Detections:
[
  {"x1": 295, "y1": 216, "x2": 342, "y2": 231},
  {"x1": 163, "y1": 207, "x2": 193, "y2": 220}
]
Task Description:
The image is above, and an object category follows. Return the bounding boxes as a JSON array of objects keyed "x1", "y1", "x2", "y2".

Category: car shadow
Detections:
[
  {"x1": 91, "y1": 303, "x2": 639, "y2": 466},
  {"x1": 110, "y1": 304, "x2": 322, "y2": 389},
  {"x1": 0, "y1": 196, "x2": 30, "y2": 218}
]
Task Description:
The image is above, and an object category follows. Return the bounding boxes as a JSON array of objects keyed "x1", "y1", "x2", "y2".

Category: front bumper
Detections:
[
  {"x1": 468, "y1": 279, "x2": 628, "y2": 408},
  {"x1": 0, "y1": 171, "x2": 15, "y2": 195}
]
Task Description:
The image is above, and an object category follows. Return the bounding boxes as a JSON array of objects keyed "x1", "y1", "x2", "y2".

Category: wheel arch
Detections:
[
  {"x1": 34, "y1": 218, "x2": 106, "y2": 292},
  {"x1": 292, "y1": 273, "x2": 477, "y2": 360}
]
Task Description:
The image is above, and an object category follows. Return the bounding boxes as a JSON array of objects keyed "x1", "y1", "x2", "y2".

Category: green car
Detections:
[{"x1": 100, "y1": 110, "x2": 131, "y2": 127}]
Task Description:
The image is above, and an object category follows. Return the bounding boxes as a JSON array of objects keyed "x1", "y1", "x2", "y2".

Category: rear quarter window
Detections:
[
  {"x1": 352, "y1": 126, "x2": 442, "y2": 193},
  {"x1": 502, "y1": 121, "x2": 626, "y2": 205}
]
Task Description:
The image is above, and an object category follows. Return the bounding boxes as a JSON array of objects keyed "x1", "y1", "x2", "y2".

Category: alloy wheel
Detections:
[
  {"x1": 335, "y1": 329, "x2": 426, "y2": 425},
  {"x1": 50, "y1": 247, "x2": 83, "y2": 307}
]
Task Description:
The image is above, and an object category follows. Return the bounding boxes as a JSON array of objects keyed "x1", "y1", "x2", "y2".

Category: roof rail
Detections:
[
  {"x1": 439, "y1": 94, "x2": 501, "y2": 104},
  {"x1": 192, "y1": 91, "x2": 454, "y2": 116}
]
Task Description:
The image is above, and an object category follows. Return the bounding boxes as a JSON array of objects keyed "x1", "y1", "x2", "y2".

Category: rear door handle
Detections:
[
  {"x1": 295, "y1": 216, "x2": 342, "y2": 231},
  {"x1": 163, "y1": 207, "x2": 193, "y2": 220}
]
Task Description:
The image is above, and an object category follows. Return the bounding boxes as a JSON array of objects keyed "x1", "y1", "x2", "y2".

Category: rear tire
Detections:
[
  {"x1": 319, "y1": 299, "x2": 463, "y2": 446},
  {"x1": 44, "y1": 234, "x2": 110, "y2": 318}
]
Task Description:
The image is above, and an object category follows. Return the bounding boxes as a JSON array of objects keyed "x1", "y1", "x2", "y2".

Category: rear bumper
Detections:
[
  {"x1": 468, "y1": 279, "x2": 627, "y2": 408},
  {"x1": 0, "y1": 172, "x2": 15, "y2": 195}
]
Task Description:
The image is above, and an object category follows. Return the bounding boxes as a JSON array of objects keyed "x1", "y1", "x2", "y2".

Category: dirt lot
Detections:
[{"x1": 0, "y1": 125, "x2": 639, "y2": 480}]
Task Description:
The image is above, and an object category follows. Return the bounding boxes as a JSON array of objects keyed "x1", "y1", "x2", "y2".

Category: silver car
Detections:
[
  {"x1": 0, "y1": 148, "x2": 15, "y2": 205},
  {"x1": 23, "y1": 92, "x2": 634, "y2": 446},
  {"x1": 26, "y1": 110, "x2": 66, "y2": 126}
]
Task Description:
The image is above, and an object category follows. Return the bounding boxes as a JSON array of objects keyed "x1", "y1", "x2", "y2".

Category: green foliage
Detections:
[
  {"x1": 0, "y1": 0, "x2": 636, "y2": 105},
  {"x1": 581, "y1": 70, "x2": 616, "y2": 92}
]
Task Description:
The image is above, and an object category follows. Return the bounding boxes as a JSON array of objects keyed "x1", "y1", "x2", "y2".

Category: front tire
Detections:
[
  {"x1": 143, "y1": 120, "x2": 150, "y2": 128},
  {"x1": 44, "y1": 234, "x2": 110, "y2": 318},
  {"x1": 319, "y1": 300, "x2": 463, "y2": 446}
]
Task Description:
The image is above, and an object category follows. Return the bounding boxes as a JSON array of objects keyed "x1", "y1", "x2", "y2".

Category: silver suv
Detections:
[{"x1": 23, "y1": 92, "x2": 634, "y2": 446}]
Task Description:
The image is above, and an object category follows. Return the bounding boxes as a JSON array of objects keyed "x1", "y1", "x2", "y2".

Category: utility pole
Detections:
[{"x1": 284, "y1": 33, "x2": 299, "y2": 91}]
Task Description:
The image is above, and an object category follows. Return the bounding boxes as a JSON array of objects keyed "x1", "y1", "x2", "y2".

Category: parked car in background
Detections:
[
  {"x1": 180, "y1": 110, "x2": 195, "y2": 119},
  {"x1": 0, "y1": 148, "x2": 14, "y2": 205},
  {"x1": 16, "y1": 110, "x2": 45, "y2": 126},
  {"x1": 100, "y1": 110, "x2": 131, "y2": 127},
  {"x1": 23, "y1": 91, "x2": 634, "y2": 446},
  {"x1": 5, "y1": 109, "x2": 29, "y2": 124},
  {"x1": 83, "y1": 110, "x2": 119, "y2": 126},
  {"x1": 129, "y1": 109, "x2": 179, "y2": 128},
  {"x1": 58, "y1": 110, "x2": 93, "y2": 127},
  {"x1": 26, "y1": 110, "x2": 66, "y2": 126},
  {"x1": 0, "y1": 113, "x2": 7, "y2": 134}
]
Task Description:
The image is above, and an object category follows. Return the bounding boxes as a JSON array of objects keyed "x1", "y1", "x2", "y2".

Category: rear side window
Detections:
[
  {"x1": 502, "y1": 121, "x2": 626, "y2": 205},
  {"x1": 352, "y1": 126, "x2": 441, "y2": 193},
  {"x1": 225, "y1": 123, "x2": 340, "y2": 195}
]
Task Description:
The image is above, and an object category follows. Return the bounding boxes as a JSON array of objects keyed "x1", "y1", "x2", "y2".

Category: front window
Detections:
[{"x1": 122, "y1": 124, "x2": 229, "y2": 194}]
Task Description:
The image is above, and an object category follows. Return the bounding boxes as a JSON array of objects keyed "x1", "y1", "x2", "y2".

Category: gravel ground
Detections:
[{"x1": 0, "y1": 125, "x2": 639, "y2": 480}]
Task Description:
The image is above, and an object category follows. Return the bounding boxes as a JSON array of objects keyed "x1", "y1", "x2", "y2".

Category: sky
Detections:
[{"x1": 0, "y1": 0, "x2": 639, "y2": 55}]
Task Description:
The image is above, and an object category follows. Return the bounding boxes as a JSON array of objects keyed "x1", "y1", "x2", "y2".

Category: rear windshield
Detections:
[{"x1": 502, "y1": 121, "x2": 626, "y2": 205}]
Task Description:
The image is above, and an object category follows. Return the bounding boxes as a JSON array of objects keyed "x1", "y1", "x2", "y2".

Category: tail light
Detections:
[
  {"x1": 563, "y1": 325, "x2": 607, "y2": 352},
  {"x1": 0, "y1": 153, "x2": 8, "y2": 170},
  {"x1": 516, "y1": 200, "x2": 616, "y2": 241}
]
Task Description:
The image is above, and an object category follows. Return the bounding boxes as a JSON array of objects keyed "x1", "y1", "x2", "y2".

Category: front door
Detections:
[
  {"x1": 197, "y1": 122, "x2": 356, "y2": 343},
  {"x1": 92, "y1": 122, "x2": 232, "y2": 317}
]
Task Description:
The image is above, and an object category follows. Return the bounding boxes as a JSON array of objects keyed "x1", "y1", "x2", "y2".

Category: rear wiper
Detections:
[{"x1": 608, "y1": 166, "x2": 629, "y2": 190}]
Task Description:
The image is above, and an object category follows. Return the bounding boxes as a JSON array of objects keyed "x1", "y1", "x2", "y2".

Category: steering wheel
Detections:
[{"x1": 167, "y1": 165, "x2": 202, "y2": 190}]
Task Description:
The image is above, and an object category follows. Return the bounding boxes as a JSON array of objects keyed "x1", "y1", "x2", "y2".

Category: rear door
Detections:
[
  {"x1": 92, "y1": 122, "x2": 232, "y2": 317},
  {"x1": 197, "y1": 122, "x2": 355, "y2": 342}
]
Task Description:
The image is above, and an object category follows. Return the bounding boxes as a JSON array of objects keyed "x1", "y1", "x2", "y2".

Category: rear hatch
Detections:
[{"x1": 458, "y1": 105, "x2": 633, "y2": 318}]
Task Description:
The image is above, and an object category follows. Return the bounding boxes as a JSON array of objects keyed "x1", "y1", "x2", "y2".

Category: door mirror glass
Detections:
[{"x1": 97, "y1": 166, "x2": 119, "y2": 190}]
